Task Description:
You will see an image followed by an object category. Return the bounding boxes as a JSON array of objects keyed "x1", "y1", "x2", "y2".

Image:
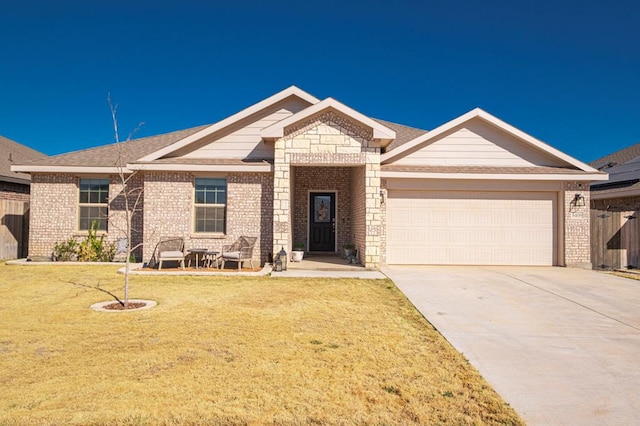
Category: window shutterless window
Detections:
[
  {"x1": 194, "y1": 178, "x2": 226, "y2": 233},
  {"x1": 78, "y1": 178, "x2": 109, "y2": 231}
]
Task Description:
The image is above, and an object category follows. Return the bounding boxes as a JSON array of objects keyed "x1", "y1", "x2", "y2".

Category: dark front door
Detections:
[{"x1": 309, "y1": 192, "x2": 335, "y2": 251}]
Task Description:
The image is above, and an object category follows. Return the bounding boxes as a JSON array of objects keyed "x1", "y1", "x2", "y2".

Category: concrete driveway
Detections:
[{"x1": 383, "y1": 266, "x2": 640, "y2": 425}]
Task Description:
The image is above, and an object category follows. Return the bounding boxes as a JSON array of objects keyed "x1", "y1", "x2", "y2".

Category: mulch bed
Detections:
[{"x1": 103, "y1": 301, "x2": 148, "y2": 310}]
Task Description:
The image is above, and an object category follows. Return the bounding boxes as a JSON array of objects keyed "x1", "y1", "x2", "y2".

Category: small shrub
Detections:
[
  {"x1": 77, "y1": 224, "x2": 115, "y2": 262},
  {"x1": 53, "y1": 222, "x2": 116, "y2": 262},
  {"x1": 53, "y1": 238, "x2": 79, "y2": 261}
]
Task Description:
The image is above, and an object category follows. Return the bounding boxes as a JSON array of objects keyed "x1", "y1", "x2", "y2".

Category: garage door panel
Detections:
[{"x1": 387, "y1": 190, "x2": 557, "y2": 265}]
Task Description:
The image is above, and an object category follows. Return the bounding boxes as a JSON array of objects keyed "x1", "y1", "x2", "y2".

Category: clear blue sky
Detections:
[{"x1": 1, "y1": 0, "x2": 638, "y2": 162}]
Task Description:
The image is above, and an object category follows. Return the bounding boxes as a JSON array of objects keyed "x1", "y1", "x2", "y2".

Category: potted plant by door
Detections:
[
  {"x1": 291, "y1": 242, "x2": 305, "y2": 262},
  {"x1": 343, "y1": 243, "x2": 355, "y2": 258}
]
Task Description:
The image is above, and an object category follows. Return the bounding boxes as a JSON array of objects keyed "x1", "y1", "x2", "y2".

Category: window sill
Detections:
[
  {"x1": 190, "y1": 233, "x2": 226, "y2": 239},
  {"x1": 73, "y1": 231, "x2": 108, "y2": 237}
]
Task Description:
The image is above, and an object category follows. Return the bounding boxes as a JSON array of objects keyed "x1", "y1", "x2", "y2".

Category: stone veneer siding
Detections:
[
  {"x1": 273, "y1": 111, "x2": 381, "y2": 268},
  {"x1": 564, "y1": 181, "x2": 591, "y2": 268},
  {"x1": 143, "y1": 171, "x2": 272, "y2": 265},
  {"x1": 292, "y1": 167, "x2": 351, "y2": 252}
]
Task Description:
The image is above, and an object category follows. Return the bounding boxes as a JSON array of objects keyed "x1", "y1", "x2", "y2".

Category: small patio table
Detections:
[
  {"x1": 187, "y1": 248, "x2": 208, "y2": 269},
  {"x1": 204, "y1": 250, "x2": 220, "y2": 269}
]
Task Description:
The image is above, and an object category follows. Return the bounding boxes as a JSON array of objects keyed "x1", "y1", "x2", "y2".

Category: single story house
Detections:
[
  {"x1": 13, "y1": 86, "x2": 607, "y2": 268},
  {"x1": 0, "y1": 135, "x2": 46, "y2": 259},
  {"x1": 590, "y1": 143, "x2": 640, "y2": 269}
]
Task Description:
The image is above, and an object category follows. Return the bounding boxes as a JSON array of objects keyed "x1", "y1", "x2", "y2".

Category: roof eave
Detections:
[
  {"x1": 11, "y1": 165, "x2": 130, "y2": 174},
  {"x1": 127, "y1": 163, "x2": 273, "y2": 172},
  {"x1": 0, "y1": 175, "x2": 31, "y2": 185},
  {"x1": 380, "y1": 171, "x2": 608, "y2": 181}
]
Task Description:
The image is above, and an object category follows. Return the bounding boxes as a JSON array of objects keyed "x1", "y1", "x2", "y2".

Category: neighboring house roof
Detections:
[
  {"x1": 0, "y1": 135, "x2": 46, "y2": 184},
  {"x1": 590, "y1": 142, "x2": 640, "y2": 171},
  {"x1": 590, "y1": 142, "x2": 640, "y2": 199}
]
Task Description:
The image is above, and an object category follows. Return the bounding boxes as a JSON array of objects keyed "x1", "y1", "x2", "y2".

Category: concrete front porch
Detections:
[{"x1": 274, "y1": 253, "x2": 386, "y2": 279}]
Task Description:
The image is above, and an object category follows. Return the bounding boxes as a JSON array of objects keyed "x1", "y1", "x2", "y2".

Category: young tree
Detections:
[{"x1": 108, "y1": 94, "x2": 145, "y2": 308}]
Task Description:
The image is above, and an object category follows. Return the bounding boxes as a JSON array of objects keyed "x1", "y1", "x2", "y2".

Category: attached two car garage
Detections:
[{"x1": 386, "y1": 188, "x2": 559, "y2": 266}]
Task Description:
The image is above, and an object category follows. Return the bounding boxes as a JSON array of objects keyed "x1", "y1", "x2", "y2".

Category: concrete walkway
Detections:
[{"x1": 383, "y1": 266, "x2": 640, "y2": 425}]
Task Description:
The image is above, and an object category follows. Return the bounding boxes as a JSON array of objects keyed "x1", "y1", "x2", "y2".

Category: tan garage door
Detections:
[{"x1": 386, "y1": 190, "x2": 557, "y2": 265}]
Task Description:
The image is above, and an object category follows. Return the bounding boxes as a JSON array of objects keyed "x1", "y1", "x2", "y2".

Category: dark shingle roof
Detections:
[
  {"x1": 589, "y1": 142, "x2": 640, "y2": 197},
  {"x1": 590, "y1": 142, "x2": 640, "y2": 170},
  {"x1": 22, "y1": 125, "x2": 209, "y2": 168},
  {"x1": 373, "y1": 119, "x2": 428, "y2": 152},
  {"x1": 0, "y1": 135, "x2": 46, "y2": 183}
]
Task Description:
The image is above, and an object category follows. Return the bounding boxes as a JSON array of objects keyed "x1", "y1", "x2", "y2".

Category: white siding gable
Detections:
[
  {"x1": 172, "y1": 97, "x2": 310, "y2": 160},
  {"x1": 394, "y1": 118, "x2": 568, "y2": 167}
]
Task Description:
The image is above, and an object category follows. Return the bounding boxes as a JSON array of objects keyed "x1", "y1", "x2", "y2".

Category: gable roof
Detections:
[
  {"x1": 260, "y1": 97, "x2": 396, "y2": 143},
  {"x1": 381, "y1": 108, "x2": 602, "y2": 176},
  {"x1": 11, "y1": 125, "x2": 208, "y2": 173},
  {"x1": 0, "y1": 135, "x2": 46, "y2": 184},
  {"x1": 137, "y1": 86, "x2": 320, "y2": 162},
  {"x1": 11, "y1": 87, "x2": 604, "y2": 182}
]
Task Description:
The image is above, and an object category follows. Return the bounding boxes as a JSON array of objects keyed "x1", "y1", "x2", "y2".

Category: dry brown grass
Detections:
[
  {"x1": 609, "y1": 270, "x2": 640, "y2": 281},
  {"x1": 0, "y1": 263, "x2": 523, "y2": 425}
]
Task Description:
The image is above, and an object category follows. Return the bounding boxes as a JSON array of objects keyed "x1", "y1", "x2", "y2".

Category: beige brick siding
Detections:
[
  {"x1": 108, "y1": 173, "x2": 145, "y2": 260},
  {"x1": 564, "y1": 181, "x2": 591, "y2": 268},
  {"x1": 379, "y1": 186, "x2": 388, "y2": 266},
  {"x1": 350, "y1": 166, "x2": 366, "y2": 264},
  {"x1": 30, "y1": 172, "x2": 271, "y2": 266},
  {"x1": 29, "y1": 174, "x2": 78, "y2": 257},
  {"x1": 143, "y1": 171, "x2": 272, "y2": 265}
]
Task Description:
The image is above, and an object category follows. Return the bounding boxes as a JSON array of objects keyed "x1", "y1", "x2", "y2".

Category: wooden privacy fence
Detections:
[
  {"x1": 0, "y1": 199, "x2": 29, "y2": 260},
  {"x1": 591, "y1": 207, "x2": 640, "y2": 270}
]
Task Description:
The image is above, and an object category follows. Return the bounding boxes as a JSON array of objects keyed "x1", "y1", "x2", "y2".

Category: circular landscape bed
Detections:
[{"x1": 90, "y1": 299, "x2": 157, "y2": 312}]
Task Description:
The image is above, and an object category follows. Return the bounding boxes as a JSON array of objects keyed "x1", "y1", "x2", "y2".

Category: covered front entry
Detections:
[
  {"x1": 292, "y1": 167, "x2": 352, "y2": 254},
  {"x1": 386, "y1": 189, "x2": 558, "y2": 265},
  {"x1": 309, "y1": 192, "x2": 336, "y2": 251}
]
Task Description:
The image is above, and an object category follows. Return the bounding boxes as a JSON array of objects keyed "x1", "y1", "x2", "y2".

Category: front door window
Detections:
[{"x1": 309, "y1": 192, "x2": 336, "y2": 251}]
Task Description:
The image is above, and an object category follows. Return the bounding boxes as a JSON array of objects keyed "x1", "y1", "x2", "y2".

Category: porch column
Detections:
[
  {"x1": 364, "y1": 161, "x2": 381, "y2": 268},
  {"x1": 272, "y1": 138, "x2": 291, "y2": 258}
]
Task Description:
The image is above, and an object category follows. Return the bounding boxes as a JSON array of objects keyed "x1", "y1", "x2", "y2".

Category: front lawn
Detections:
[{"x1": 0, "y1": 263, "x2": 522, "y2": 425}]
